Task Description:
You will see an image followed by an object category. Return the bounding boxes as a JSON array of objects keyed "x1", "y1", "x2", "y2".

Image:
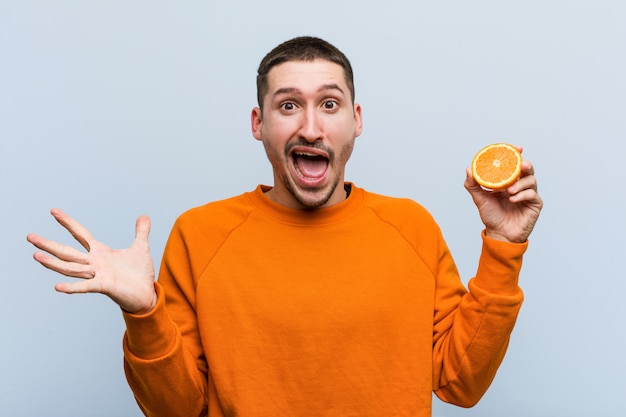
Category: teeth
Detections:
[{"x1": 292, "y1": 151, "x2": 327, "y2": 179}]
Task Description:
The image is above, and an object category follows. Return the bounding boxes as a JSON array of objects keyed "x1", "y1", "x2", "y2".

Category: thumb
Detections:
[
  {"x1": 464, "y1": 167, "x2": 481, "y2": 193},
  {"x1": 135, "y1": 215, "x2": 151, "y2": 243},
  {"x1": 464, "y1": 167, "x2": 489, "y2": 209}
]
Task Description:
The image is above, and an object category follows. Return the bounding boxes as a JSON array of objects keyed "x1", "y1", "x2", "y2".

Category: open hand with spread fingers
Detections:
[{"x1": 27, "y1": 209, "x2": 157, "y2": 314}]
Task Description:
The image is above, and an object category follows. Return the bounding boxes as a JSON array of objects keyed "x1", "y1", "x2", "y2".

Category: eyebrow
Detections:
[{"x1": 272, "y1": 83, "x2": 345, "y2": 99}]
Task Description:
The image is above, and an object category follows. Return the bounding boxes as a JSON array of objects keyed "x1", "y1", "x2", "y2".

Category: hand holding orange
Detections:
[{"x1": 471, "y1": 143, "x2": 522, "y2": 191}]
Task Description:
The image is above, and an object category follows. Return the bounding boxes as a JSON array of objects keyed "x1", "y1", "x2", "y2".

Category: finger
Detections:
[
  {"x1": 50, "y1": 208, "x2": 96, "y2": 251},
  {"x1": 519, "y1": 160, "x2": 535, "y2": 177},
  {"x1": 32, "y1": 251, "x2": 94, "y2": 279},
  {"x1": 508, "y1": 171, "x2": 538, "y2": 195},
  {"x1": 134, "y1": 215, "x2": 151, "y2": 243},
  {"x1": 509, "y1": 188, "x2": 543, "y2": 208},
  {"x1": 27, "y1": 233, "x2": 89, "y2": 264},
  {"x1": 464, "y1": 167, "x2": 481, "y2": 191},
  {"x1": 464, "y1": 167, "x2": 495, "y2": 200},
  {"x1": 55, "y1": 279, "x2": 101, "y2": 295}
]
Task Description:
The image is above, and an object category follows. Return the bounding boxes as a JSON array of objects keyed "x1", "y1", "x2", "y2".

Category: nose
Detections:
[{"x1": 298, "y1": 108, "x2": 323, "y2": 143}]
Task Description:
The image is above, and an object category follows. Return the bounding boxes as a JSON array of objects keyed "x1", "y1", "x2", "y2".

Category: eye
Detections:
[
  {"x1": 322, "y1": 100, "x2": 339, "y2": 110},
  {"x1": 280, "y1": 102, "x2": 297, "y2": 111}
]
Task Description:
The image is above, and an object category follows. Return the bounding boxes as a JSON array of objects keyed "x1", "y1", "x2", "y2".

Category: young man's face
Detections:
[{"x1": 251, "y1": 59, "x2": 363, "y2": 209}]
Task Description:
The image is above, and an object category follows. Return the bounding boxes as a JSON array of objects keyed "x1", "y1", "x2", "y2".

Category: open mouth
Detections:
[{"x1": 291, "y1": 150, "x2": 329, "y2": 181}]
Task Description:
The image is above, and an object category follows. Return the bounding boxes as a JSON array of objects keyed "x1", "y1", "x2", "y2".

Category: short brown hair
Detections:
[{"x1": 256, "y1": 36, "x2": 355, "y2": 108}]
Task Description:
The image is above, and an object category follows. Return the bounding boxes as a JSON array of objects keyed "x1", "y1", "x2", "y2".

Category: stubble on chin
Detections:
[
  {"x1": 283, "y1": 175, "x2": 339, "y2": 209},
  {"x1": 274, "y1": 140, "x2": 354, "y2": 209}
]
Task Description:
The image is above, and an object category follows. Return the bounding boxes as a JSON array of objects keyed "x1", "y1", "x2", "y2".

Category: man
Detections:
[{"x1": 27, "y1": 36, "x2": 543, "y2": 417}]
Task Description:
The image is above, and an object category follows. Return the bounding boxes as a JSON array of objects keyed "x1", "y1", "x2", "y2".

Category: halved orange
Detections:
[{"x1": 471, "y1": 143, "x2": 522, "y2": 191}]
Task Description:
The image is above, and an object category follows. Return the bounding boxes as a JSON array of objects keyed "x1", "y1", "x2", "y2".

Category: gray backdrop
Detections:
[{"x1": 2, "y1": 1, "x2": 625, "y2": 416}]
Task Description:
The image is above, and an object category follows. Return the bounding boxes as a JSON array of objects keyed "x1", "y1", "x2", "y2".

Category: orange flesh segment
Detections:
[{"x1": 472, "y1": 143, "x2": 522, "y2": 190}]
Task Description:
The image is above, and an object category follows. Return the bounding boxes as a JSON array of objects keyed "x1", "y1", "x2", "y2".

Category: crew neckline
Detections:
[{"x1": 245, "y1": 183, "x2": 364, "y2": 226}]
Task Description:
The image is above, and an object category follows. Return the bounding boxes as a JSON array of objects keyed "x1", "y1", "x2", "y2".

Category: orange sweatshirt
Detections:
[{"x1": 123, "y1": 184, "x2": 526, "y2": 417}]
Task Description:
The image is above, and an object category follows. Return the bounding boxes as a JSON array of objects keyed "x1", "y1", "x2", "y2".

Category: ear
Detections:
[
  {"x1": 353, "y1": 103, "x2": 363, "y2": 137},
  {"x1": 251, "y1": 107, "x2": 263, "y2": 141}
]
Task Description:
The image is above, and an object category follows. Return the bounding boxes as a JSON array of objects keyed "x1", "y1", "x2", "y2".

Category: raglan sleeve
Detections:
[
  {"x1": 432, "y1": 229, "x2": 526, "y2": 407},
  {"x1": 122, "y1": 217, "x2": 209, "y2": 417}
]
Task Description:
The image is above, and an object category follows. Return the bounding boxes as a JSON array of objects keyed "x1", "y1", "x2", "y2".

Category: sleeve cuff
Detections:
[
  {"x1": 471, "y1": 230, "x2": 528, "y2": 295},
  {"x1": 122, "y1": 282, "x2": 178, "y2": 359}
]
